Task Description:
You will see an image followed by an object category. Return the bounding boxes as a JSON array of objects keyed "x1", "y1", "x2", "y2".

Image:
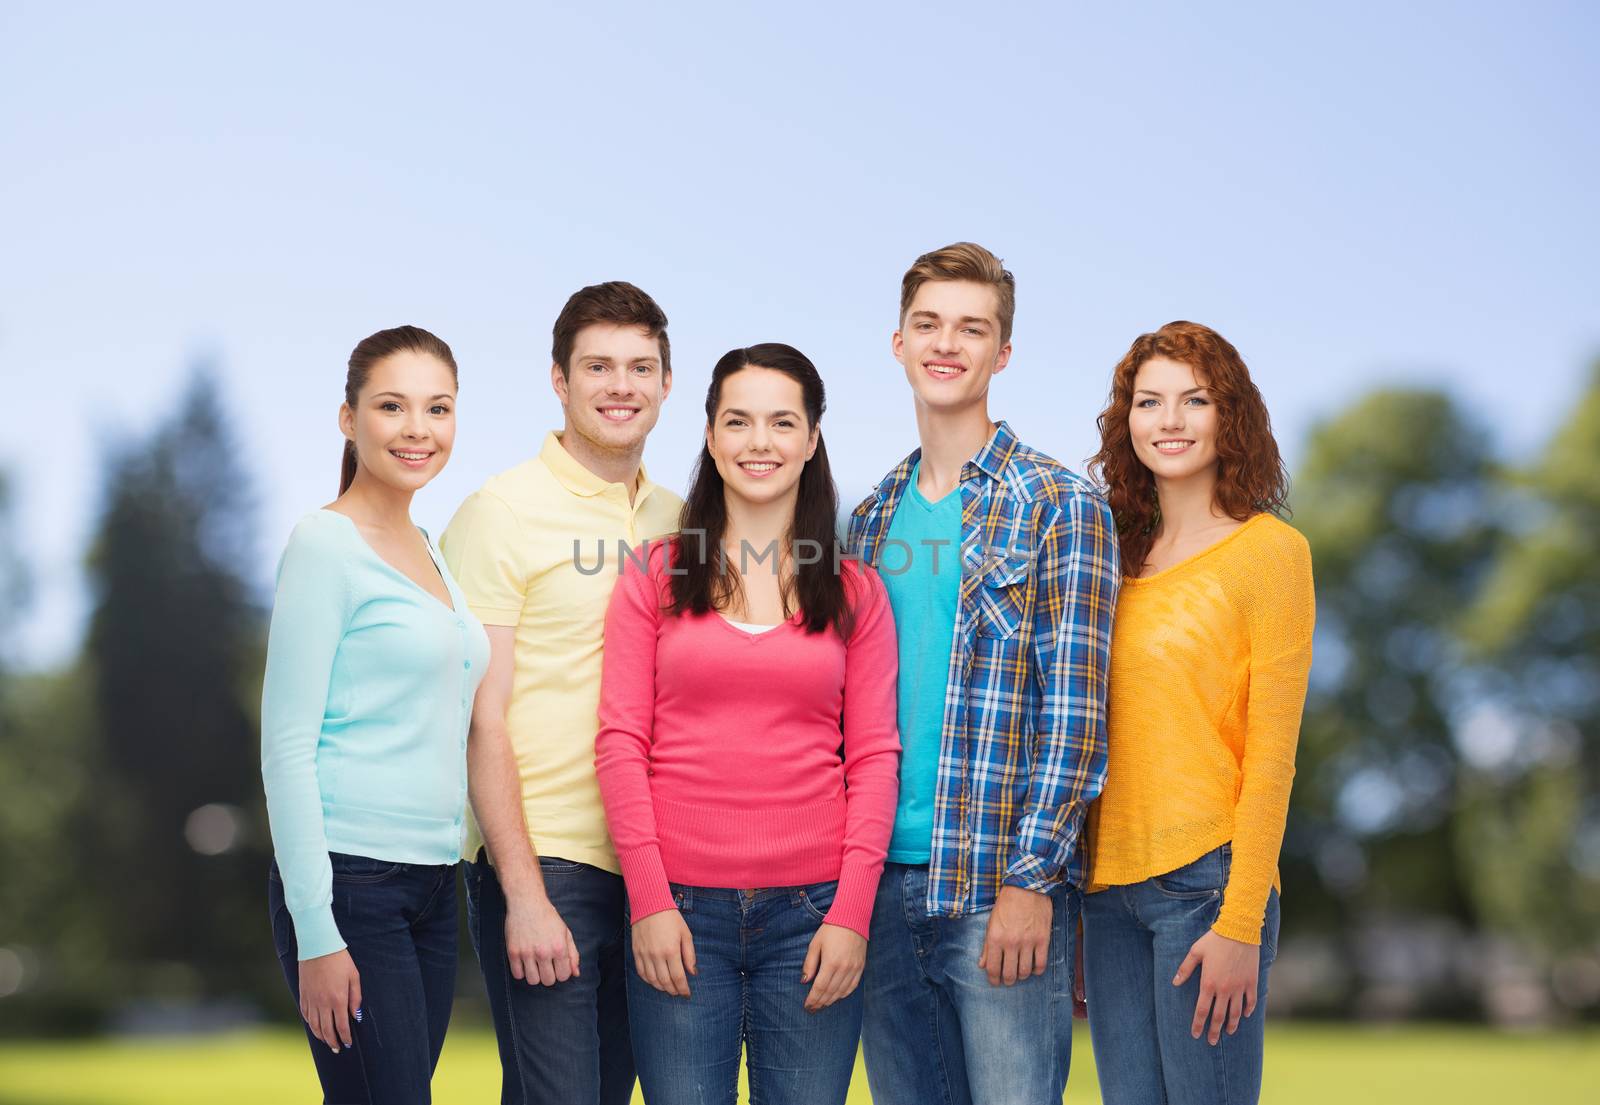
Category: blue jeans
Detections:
[
  {"x1": 861, "y1": 863, "x2": 1077, "y2": 1105},
  {"x1": 268, "y1": 853, "x2": 458, "y2": 1105},
  {"x1": 626, "y1": 882, "x2": 863, "y2": 1105},
  {"x1": 464, "y1": 851, "x2": 634, "y2": 1105},
  {"x1": 1082, "y1": 845, "x2": 1281, "y2": 1105}
]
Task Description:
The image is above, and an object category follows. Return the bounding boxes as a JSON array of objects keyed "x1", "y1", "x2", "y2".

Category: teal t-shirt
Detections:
[{"x1": 880, "y1": 465, "x2": 963, "y2": 864}]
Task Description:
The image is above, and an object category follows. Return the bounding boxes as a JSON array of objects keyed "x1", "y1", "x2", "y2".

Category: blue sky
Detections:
[{"x1": 3, "y1": 1, "x2": 1596, "y2": 666}]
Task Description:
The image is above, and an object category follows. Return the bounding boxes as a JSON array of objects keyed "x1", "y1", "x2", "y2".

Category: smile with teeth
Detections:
[
  {"x1": 739, "y1": 461, "x2": 780, "y2": 476},
  {"x1": 925, "y1": 362, "x2": 964, "y2": 378},
  {"x1": 1154, "y1": 440, "x2": 1195, "y2": 454},
  {"x1": 391, "y1": 449, "x2": 433, "y2": 463},
  {"x1": 599, "y1": 406, "x2": 639, "y2": 421}
]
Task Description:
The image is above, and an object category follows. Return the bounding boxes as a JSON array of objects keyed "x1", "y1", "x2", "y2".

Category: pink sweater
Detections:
[{"x1": 595, "y1": 542, "x2": 901, "y2": 939}]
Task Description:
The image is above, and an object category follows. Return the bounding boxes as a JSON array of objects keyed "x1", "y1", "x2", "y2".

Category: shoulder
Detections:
[
  {"x1": 1002, "y1": 441, "x2": 1110, "y2": 515},
  {"x1": 282, "y1": 509, "x2": 351, "y2": 559},
  {"x1": 475, "y1": 458, "x2": 557, "y2": 509},
  {"x1": 1235, "y1": 514, "x2": 1312, "y2": 568}
]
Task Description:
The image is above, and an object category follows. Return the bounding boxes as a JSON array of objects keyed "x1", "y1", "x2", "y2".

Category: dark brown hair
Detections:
[
  {"x1": 551, "y1": 282, "x2": 670, "y2": 379},
  {"x1": 1090, "y1": 321, "x2": 1289, "y2": 575},
  {"x1": 670, "y1": 343, "x2": 853, "y2": 638},
  {"x1": 900, "y1": 242, "x2": 1016, "y2": 345},
  {"x1": 340, "y1": 325, "x2": 458, "y2": 495}
]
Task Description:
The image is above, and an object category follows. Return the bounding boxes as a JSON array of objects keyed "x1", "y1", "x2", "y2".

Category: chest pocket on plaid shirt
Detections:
[{"x1": 974, "y1": 553, "x2": 1031, "y2": 639}]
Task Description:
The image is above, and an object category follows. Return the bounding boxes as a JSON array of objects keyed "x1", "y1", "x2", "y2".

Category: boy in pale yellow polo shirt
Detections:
[{"x1": 441, "y1": 282, "x2": 682, "y2": 1105}]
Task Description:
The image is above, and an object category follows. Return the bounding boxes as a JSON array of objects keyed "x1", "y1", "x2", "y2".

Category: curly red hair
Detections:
[{"x1": 1090, "y1": 321, "x2": 1289, "y2": 576}]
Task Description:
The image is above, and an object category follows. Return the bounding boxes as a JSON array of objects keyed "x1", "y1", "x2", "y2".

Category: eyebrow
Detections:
[
  {"x1": 908, "y1": 310, "x2": 993, "y2": 327},
  {"x1": 574, "y1": 353, "x2": 660, "y2": 365},
  {"x1": 372, "y1": 391, "x2": 454, "y2": 401},
  {"x1": 1134, "y1": 386, "x2": 1210, "y2": 397},
  {"x1": 722, "y1": 408, "x2": 801, "y2": 419}
]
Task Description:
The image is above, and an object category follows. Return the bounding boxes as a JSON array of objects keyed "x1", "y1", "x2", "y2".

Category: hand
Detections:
[
  {"x1": 298, "y1": 948, "x2": 361, "y2": 1053},
  {"x1": 1173, "y1": 929, "x2": 1260, "y2": 1045},
  {"x1": 1072, "y1": 914, "x2": 1087, "y2": 1018},
  {"x1": 801, "y1": 923, "x2": 867, "y2": 1013},
  {"x1": 631, "y1": 909, "x2": 696, "y2": 997},
  {"x1": 505, "y1": 891, "x2": 580, "y2": 986},
  {"x1": 978, "y1": 886, "x2": 1053, "y2": 986}
]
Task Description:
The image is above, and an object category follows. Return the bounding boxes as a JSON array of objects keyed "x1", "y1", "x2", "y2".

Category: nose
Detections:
[
  {"x1": 404, "y1": 409, "x2": 429, "y2": 438},
  {"x1": 1159, "y1": 402, "x2": 1185, "y2": 431},
  {"x1": 933, "y1": 325, "x2": 960, "y2": 353},
  {"x1": 748, "y1": 422, "x2": 773, "y2": 451},
  {"x1": 605, "y1": 368, "x2": 636, "y2": 396}
]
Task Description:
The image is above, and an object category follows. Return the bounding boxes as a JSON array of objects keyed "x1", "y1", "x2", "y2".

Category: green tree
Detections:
[
  {"x1": 82, "y1": 370, "x2": 272, "y2": 1004},
  {"x1": 1460, "y1": 363, "x2": 1600, "y2": 994},
  {"x1": 1287, "y1": 390, "x2": 1502, "y2": 1009}
]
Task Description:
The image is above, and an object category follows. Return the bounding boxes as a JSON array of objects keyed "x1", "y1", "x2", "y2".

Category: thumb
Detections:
[
  {"x1": 566, "y1": 928, "x2": 581, "y2": 977},
  {"x1": 1173, "y1": 945, "x2": 1202, "y2": 987},
  {"x1": 681, "y1": 929, "x2": 698, "y2": 977},
  {"x1": 802, "y1": 934, "x2": 822, "y2": 983},
  {"x1": 349, "y1": 971, "x2": 363, "y2": 1023}
]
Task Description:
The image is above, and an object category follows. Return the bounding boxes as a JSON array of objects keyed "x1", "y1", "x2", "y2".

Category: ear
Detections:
[
  {"x1": 338, "y1": 402, "x2": 355, "y2": 442},
  {"x1": 891, "y1": 329, "x2": 906, "y2": 365},
  {"x1": 660, "y1": 366, "x2": 673, "y2": 403},
  {"x1": 991, "y1": 339, "x2": 1013, "y2": 376},
  {"x1": 804, "y1": 425, "x2": 820, "y2": 463},
  {"x1": 551, "y1": 362, "x2": 570, "y2": 404},
  {"x1": 704, "y1": 421, "x2": 714, "y2": 454}
]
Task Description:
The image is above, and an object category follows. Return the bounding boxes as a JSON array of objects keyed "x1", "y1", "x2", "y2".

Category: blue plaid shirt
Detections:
[{"x1": 848, "y1": 422, "x2": 1119, "y2": 916}]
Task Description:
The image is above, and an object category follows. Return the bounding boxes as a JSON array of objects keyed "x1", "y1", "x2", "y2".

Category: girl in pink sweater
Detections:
[{"x1": 596, "y1": 343, "x2": 900, "y2": 1105}]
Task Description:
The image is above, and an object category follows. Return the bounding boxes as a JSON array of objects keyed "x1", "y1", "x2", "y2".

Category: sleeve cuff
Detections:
[
  {"x1": 822, "y1": 862, "x2": 883, "y2": 940},
  {"x1": 1002, "y1": 851, "x2": 1064, "y2": 894},
  {"x1": 1212, "y1": 909, "x2": 1264, "y2": 946},
  {"x1": 290, "y1": 904, "x2": 346, "y2": 961},
  {"x1": 617, "y1": 845, "x2": 677, "y2": 922}
]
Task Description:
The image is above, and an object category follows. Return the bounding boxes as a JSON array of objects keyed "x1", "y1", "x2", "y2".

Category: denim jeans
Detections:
[
  {"x1": 1081, "y1": 844, "x2": 1281, "y2": 1105},
  {"x1": 626, "y1": 882, "x2": 862, "y2": 1105},
  {"x1": 464, "y1": 851, "x2": 634, "y2": 1105},
  {"x1": 860, "y1": 862, "x2": 1077, "y2": 1105},
  {"x1": 268, "y1": 853, "x2": 458, "y2": 1105}
]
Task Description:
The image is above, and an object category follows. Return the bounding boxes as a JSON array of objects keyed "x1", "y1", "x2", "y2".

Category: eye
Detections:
[
  {"x1": 962, "y1": 327, "x2": 982, "y2": 336},
  {"x1": 632, "y1": 364, "x2": 655, "y2": 376},
  {"x1": 775, "y1": 419, "x2": 796, "y2": 429},
  {"x1": 586, "y1": 363, "x2": 607, "y2": 374},
  {"x1": 430, "y1": 404, "x2": 451, "y2": 415},
  {"x1": 1136, "y1": 398, "x2": 1158, "y2": 408},
  {"x1": 380, "y1": 401, "x2": 402, "y2": 412},
  {"x1": 724, "y1": 417, "x2": 746, "y2": 427},
  {"x1": 1186, "y1": 396, "x2": 1210, "y2": 406}
]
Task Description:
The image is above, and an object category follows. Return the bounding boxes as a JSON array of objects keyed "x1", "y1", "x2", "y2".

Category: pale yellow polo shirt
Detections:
[{"x1": 440, "y1": 431, "x2": 683, "y2": 874}]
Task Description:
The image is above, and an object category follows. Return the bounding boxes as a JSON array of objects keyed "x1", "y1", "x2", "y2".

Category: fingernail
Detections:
[{"x1": 330, "y1": 1047, "x2": 340, "y2": 1054}]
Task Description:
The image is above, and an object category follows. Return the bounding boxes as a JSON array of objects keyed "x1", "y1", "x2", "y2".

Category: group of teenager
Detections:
[{"x1": 260, "y1": 241, "x2": 1316, "y2": 1105}]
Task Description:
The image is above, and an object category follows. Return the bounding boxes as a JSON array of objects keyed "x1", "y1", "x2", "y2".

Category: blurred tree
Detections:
[
  {"x1": 1460, "y1": 364, "x2": 1600, "y2": 1003},
  {"x1": 1287, "y1": 390, "x2": 1502, "y2": 1012},
  {"x1": 82, "y1": 370, "x2": 273, "y2": 1006}
]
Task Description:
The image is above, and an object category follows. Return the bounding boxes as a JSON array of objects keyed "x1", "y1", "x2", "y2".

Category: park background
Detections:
[{"x1": 1, "y1": 1, "x2": 1597, "y2": 1101}]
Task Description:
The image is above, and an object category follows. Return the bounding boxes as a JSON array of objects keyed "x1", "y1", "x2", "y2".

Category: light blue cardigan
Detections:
[{"x1": 261, "y1": 510, "x2": 489, "y2": 959}]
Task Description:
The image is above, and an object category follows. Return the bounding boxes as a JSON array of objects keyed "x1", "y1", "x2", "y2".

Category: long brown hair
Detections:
[
  {"x1": 340, "y1": 326, "x2": 458, "y2": 494},
  {"x1": 669, "y1": 344, "x2": 853, "y2": 637},
  {"x1": 1090, "y1": 321, "x2": 1288, "y2": 575}
]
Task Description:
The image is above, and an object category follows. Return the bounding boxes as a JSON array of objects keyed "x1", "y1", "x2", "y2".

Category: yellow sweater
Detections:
[{"x1": 1087, "y1": 514, "x2": 1314, "y2": 945}]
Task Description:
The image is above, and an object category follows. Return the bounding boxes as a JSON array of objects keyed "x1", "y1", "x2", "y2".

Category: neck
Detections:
[
  {"x1": 560, "y1": 426, "x2": 643, "y2": 502},
  {"x1": 722, "y1": 489, "x2": 797, "y2": 571},
  {"x1": 914, "y1": 400, "x2": 995, "y2": 498},
  {"x1": 338, "y1": 471, "x2": 416, "y2": 531},
  {"x1": 1153, "y1": 468, "x2": 1226, "y2": 538}
]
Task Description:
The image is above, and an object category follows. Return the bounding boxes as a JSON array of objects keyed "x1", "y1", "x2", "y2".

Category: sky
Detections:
[{"x1": 2, "y1": 1, "x2": 1597, "y2": 667}]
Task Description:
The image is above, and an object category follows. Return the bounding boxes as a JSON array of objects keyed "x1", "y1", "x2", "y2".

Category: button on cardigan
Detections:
[{"x1": 261, "y1": 510, "x2": 489, "y2": 960}]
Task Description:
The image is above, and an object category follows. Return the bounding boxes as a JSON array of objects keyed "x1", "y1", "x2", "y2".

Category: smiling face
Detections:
[
  {"x1": 339, "y1": 349, "x2": 457, "y2": 494},
  {"x1": 705, "y1": 366, "x2": 819, "y2": 512},
  {"x1": 552, "y1": 322, "x2": 671, "y2": 456},
  {"x1": 893, "y1": 279, "x2": 1012, "y2": 413},
  {"x1": 1128, "y1": 355, "x2": 1219, "y2": 483}
]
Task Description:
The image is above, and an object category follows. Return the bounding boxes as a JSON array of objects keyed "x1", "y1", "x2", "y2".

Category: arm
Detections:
[
  {"x1": 469, "y1": 627, "x2": 579, "y2": 984},
  {"x1": 983, "y1": 491, "x2": 1119, "y2": 986},
  {"x1": 441, "y1": 491, "x2": 578, "y2": 984},
  {"x1": 1214, "y1": 531, "x2": 1314, "y2": 943},
  {"x1": 802, "y1": 565, "x2": 901, "y2": 1011},
  {"x1": 259, "y1": 519, "x2": 360, "y2": 1049},
  {"x1": 1175, "y1": 525, "x2": 1314, "y2": 1045},
  {"x1": 595, "y1": 544, "x2": 696, "y2": 996},
  {"x1": 1004, "y1": 490, "x2": 1119, "y2": 889}
]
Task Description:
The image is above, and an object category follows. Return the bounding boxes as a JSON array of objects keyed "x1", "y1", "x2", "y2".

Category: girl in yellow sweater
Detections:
[{"x1": 1084, "y1": 321, "x2": 1314, "y2": 1105}]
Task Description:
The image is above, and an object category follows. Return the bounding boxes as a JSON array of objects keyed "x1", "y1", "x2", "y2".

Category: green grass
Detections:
[{"x1": 1, "y1": 1025, "x2": 1596, "y2": 1103}]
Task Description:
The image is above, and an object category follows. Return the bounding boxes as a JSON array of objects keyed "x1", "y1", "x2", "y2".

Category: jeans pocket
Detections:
[
  {"x1": 538, "y1": 856, "x2": 584, "y2": 874},
  {"x1": 329, "y1": 852, "x2": 403, "y2": 884},
  {"x1": 1149, "y1": 847, "x2": 1227, "y2": 900},
  {"x1": 797, "y1": 880, "x2": 839, "y2": 922}
]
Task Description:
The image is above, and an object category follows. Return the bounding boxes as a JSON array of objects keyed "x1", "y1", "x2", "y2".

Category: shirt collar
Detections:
[
  {"x1": 871, "y1": 420, "x2": 1019, "y2": 502},
  {"x1": 539, "y1": 431, "x2": 660, "y2": 503}
]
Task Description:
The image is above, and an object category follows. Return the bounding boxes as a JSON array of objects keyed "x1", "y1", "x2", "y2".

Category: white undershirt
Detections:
[{"x1": 719, "y1": 614, "x2": 781, "y2": 635}]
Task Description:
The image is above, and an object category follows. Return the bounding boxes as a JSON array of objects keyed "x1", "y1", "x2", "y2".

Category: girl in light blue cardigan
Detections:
[{"x1": 261, "y1": 326, "x2": 488, "y2": 1105}]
